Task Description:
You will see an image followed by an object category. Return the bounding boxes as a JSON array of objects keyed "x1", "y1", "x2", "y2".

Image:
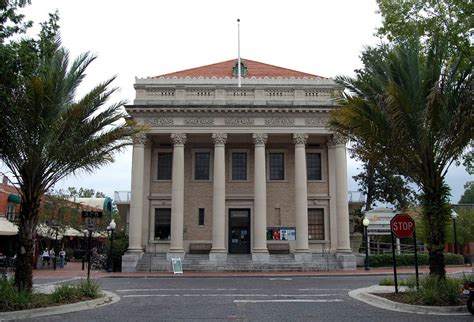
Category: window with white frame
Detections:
[
  {"x1": 232, "y1": 152, "x2": 247, "y2": 180},
  {"x1": 306, "y1": 152, "x2": 322, "y2": 180},
  {"x1": 157, "y1": 152, "x2": 173, "y2": 180},
  {"x1": 308, "y1": 208, "x2": 324, "y2": 240},
  {"x1": 154, "y1": 208, "x2": 171, "y2": 240},
  {"x1": 269, "y1": 152, "x2": 285, "y2": 180},
  {"x1": 194, "y1": 152, "x2": 210, "y2": 180}
]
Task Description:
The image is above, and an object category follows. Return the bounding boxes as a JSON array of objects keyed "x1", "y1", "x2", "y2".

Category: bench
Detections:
[
  {"x1": 267, "y1": 243, "x2": 290, "y2": 254},
  {"x1": 188, "y1": 243, "x2": 212, "y2": 254}
]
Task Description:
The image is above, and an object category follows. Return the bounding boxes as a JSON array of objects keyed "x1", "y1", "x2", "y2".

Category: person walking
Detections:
[
  {"x1": 42, "y1": 248, "x2": 50, "y2": 267},
  {"x1": 59, "y1": 248, "x2": 66, "y2": 268}
]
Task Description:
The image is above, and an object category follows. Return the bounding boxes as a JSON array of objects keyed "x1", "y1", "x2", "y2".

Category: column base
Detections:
[
  {"x1": 336, "y1": 252, "x2": 357, "y2": 270},
  {"x1": 294, "y1": 251, "x2": 312, "y2": 262},
  {"x1": 209, "y1": 250, "x2": 227, "y2": 262},
  {"x1": 252, "y1": 250, "x2": 269, "y2": 262},
  {"x1": 166, "y1": 250, "x2": 185, "y2": 261},
  {"x1": 121, "y1": 250, "x2": 143, "y2": 272}
]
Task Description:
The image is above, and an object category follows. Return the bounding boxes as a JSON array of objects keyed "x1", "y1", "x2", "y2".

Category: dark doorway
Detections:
[{"x1": 228, "y1": 209, "x2": 251, "y2": 254}]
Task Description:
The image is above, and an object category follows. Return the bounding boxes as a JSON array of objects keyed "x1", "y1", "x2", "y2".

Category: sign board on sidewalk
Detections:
[
  {"x1": 171, "y1": 258, "x2": 183, "y2": 274},
  {"x1": 390, "y1": 213, "x2": 415, "y2": 239},
  {"x1": 81, "y1": 211, "x2": 103, "y2": 218}
]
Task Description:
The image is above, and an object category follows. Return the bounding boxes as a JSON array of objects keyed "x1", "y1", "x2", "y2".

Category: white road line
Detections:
[
  {"x1": 117, "y1": 288, "x2": 264, "y2": 292},
  {"x1": 234, "y1": 299, "x2": 343, "y2": 303},
  {"x1": 298, "y1": 288, "x2": 351, "y2": 291},
  {"x1": 34, "y1": 277, "x2": 81, "y2": 286},
  {"x1": 122, "y1": 294, "x2": 343, "y2": 298},
  {"x1": 268, "y1": 278, "x2": 293, "y2": 280}
]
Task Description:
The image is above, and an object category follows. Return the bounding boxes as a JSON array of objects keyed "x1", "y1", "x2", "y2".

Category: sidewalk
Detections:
[{"x1": 33, "y1": 262, "x2": 474, "y2": 280}]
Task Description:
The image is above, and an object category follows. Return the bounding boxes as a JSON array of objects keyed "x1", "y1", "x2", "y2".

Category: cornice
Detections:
[{"x1": 125, "y1": 105, "x2": 336, "y2": 114}]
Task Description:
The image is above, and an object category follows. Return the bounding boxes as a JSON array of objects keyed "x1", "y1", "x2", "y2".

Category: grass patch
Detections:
[
  {"x1": 0, "y1": 279, "x2": 102, "y2": 312},
  {"x1": 377, "y1": 275, "x2": 465, "y2": 306}
]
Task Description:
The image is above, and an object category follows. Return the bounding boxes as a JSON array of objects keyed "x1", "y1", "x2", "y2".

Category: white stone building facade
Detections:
[{"x1": 122, "y1": 59, "x2": 356, "y2": 271}]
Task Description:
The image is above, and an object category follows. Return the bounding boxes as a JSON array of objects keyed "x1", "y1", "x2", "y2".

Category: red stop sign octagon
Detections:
[{"x1": 390, "y1": 214, "x2": 415, "y2": 239}]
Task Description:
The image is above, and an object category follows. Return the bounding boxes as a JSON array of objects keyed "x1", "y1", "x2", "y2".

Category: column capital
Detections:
[
  {"x1": 212, "y1": 133, "x2": 227, "y2": 145},
  {"x1": 328, "y1": 133, "x2": 347, "y2": 147},
  {"x1": 252, "y1": 133, "x2": 268, "y2": 145},
  {"x1": 170, "y1": 133, "x2": 187, "y2": 145},
  {"x1": 132, "y1": 133, "x2": 148, "y2": 146},
  {"x1": 293, "y1": 133, "x2": 308, "y2": 145}
]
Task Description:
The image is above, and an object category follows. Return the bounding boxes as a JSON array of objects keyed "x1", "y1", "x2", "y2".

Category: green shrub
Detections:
[
  {"x1": 379, "y1": 277, "x2": 394, "y2": 286},
  {"x1": 368, "y1": 253, "x2": 463, "y2": 267},
  {"x1": 51, "y1": 284, "x2": 81, "y2": 303},
  {"x1": 405, "y1": 275, "x2": 463, "y2": 306},
  {"x1": 78, "y1": 280, "x2": 100, "y2": 298},
  {"x1": 0, "y1": 278, "x2": 32, "y2": 311}
]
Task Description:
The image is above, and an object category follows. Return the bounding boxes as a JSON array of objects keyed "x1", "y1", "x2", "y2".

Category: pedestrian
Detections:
[
  {"x1": 59, "y1": 248, "x2": 66, "y2": 268},
  {"x1": 42, "y1": 248, "x2": 50, "y2": 267}
]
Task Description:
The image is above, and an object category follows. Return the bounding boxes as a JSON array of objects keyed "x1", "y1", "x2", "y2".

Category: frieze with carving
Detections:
[
  {"x1": 264, "y1": 118, "x2": 295, "y2": 126},
  {"x1": 144, "y1": 117, "x2": 174, "y2": 126},
  {"x1": 305, "y1": 118, "x2": 328, "y2": 126},
  {"x1": 184, "y1": 118, "x2": 215, "y2": 126},
  {"x1": 225, "y1": 118, "x2": 255, "y2": 126}
]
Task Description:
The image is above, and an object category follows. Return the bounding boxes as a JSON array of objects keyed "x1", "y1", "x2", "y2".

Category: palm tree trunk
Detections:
[
  {"x1": 15, "y1": 196, "x2": 41, "y2": 291},
  {"x1": 422, "y1": 181, "x2": 450, "y2": 279}
]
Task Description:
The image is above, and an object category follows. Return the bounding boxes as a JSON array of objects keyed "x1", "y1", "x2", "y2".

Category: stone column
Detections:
[
  {"x1": 252, "y1": 133, "x2": 269, "y2": 261},
  {"x1": 167, "y1": 133, "x2": 186, "y2": 260},
  {"x1": 330, "y1": 134, "x2": 356, "y2": 269},
  {"x1": 293, "y1": 133, "x2": 311, "y2": 261},
  {"x1": 210, "y1": 133, "x2": 227, "y2": 261},
  {"x1": 122, "y1": 134, "x2": 147, "y2": 272}
]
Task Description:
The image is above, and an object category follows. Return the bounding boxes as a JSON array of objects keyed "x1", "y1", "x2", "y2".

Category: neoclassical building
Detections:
[{"x1": 121, "y1": 59, "x2": 356, "y2": 271}]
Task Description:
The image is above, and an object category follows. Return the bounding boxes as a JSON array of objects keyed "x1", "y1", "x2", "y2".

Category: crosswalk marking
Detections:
[
  {"x1": 122, "y1": 293, "x2": 344, "y2": 298},
  {"x1": 234, "y1": 299, "x2": 343, "y2": 303}
]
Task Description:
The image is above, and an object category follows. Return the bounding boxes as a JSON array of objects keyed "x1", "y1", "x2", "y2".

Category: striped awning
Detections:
[{"x1": 0, "y1": 217, "x2": 18, "y2": 236}]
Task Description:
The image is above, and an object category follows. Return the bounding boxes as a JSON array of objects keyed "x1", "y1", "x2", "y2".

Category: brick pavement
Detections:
[{"x1": 32, "y1": 261, "x2": 473, "y2": 280}]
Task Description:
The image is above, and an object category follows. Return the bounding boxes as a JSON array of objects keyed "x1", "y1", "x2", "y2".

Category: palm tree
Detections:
[
  {"x1": 330, "y1": 40, "x2": 472, "y2": 278},
  {"x1": 0, "y1": 40, "x2": 140, "y2": 290}
]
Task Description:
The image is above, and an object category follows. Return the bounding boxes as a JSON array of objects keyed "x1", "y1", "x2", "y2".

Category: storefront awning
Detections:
[
  {"x1": 7, "y1": 194, "x2": 21, "y2": 204},
  {"x1": 0, "y1": 217, "x2": 18, "y2": 236}
]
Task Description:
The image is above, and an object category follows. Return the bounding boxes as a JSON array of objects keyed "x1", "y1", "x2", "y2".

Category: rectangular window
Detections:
[
  {"x1": 269, "y1": 153, "x2": 285, "y2": 180},
  {"x1": 198, "y1": 208, "x2": 205, "y2": 226},
  {"x1": 307, "y1": 153, "x2": 322, "y2": 180},
  {"x1": 157, "y1": 152, "x2": 172, "y2": 180},
  {"x1": 154, "y1": 208, "x2": 171, "y2": 240},
  {"x1": 308, "y1": 208, "x2": 324, "y2": 240},
  {"x1": 232, "y1": 152, "x2": 247, "y2": 180},
  {"x1": 194, "y1": 152, "x2": 210, "y2": 180}
]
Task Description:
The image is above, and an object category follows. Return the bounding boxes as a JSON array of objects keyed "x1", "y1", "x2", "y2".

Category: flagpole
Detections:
[{"x1": 237, "y1": 18, "x2": 241, "y2": 88}]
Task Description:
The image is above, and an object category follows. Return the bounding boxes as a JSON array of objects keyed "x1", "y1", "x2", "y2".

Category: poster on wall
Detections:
[{"x1": 266, "y1": 227, "x2": 296, "y2": 241}]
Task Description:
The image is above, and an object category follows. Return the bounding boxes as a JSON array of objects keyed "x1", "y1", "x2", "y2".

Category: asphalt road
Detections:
[{"x1": 26, "y1": 275, "x2": 472, "y2": 322}]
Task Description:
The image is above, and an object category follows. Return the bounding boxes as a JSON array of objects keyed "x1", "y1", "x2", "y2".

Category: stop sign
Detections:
[{"x1": 390, "y1": 214, "x2": 415, "y2": 239}]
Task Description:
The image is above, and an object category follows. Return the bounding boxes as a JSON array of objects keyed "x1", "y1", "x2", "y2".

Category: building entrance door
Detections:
[{"x1": 228, "y1": 209, "x2": 250, "y2": 254}]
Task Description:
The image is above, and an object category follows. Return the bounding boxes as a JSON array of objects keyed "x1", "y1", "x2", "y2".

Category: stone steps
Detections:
[{"x1": 136, "y1": 253, "x2": 341, "y2": 272}]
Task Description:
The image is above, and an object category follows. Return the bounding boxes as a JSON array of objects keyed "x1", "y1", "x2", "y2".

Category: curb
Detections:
[
  {"x1": 348, "y1": 285, "x2": 469, "y2": 316},
  {"x1": 0, "y1": 290, "x2": 120, "y2": 321}
]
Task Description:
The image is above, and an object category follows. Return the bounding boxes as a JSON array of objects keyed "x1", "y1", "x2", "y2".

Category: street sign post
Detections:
[
  {"x1": 82, "y1": 211, "x2": 103, "y2": 218},
  {"x1": 390, "y1": 213, "x2": 419, "y2": 293}
]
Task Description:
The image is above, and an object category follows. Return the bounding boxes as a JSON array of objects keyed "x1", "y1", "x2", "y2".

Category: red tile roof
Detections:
[{"x1": 153, "y1": 58, "x2": 325, "y2": 79}]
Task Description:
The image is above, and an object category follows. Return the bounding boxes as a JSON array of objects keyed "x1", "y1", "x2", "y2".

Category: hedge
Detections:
[{"x1": 368, "y1": 253, "x2": 464, "y2": 267}]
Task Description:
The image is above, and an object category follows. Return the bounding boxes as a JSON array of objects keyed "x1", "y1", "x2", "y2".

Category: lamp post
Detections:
[
  {"x1": 363, "y1": 217, "x2": 370, "y2": 270},
  {"x1": 451, "y1": 210, "x2": 458, "y2": 254},
  {"x1": 107, "y1": 219, "x2": 116, "y2": 272}
]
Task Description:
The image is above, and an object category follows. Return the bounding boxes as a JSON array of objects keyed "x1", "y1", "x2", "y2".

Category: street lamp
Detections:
[
  {"x1": 107, "y1": 219, "x2": 116, "y2": 272},
  {"x1": 363, "y1": 217, "x2": 370, "y2": 270},
  {"x1": 451, "y1": 210, "x2": 459, "y2": 254}
]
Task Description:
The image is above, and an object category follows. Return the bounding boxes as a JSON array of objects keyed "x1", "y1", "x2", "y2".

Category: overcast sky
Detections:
[{"x1": 2, "y1": 0, "x2": 471, "y2": 203}]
